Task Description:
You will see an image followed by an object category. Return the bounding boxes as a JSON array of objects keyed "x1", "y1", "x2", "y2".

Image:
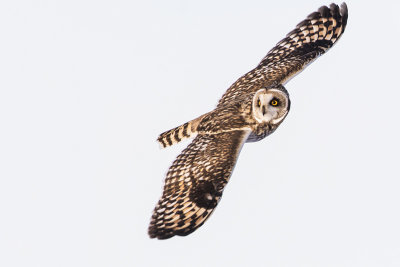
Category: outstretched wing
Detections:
[
  {"x1": 218, "y1": 3, "x2": 348, "y2": 107},
  {"x1": 148, "y1": 130, "x2": 250, "y2": 239}
]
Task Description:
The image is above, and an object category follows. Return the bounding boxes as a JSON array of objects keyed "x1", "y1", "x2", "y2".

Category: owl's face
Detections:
[{"x1": 252, "y1": 88, "x2": 290, "y2": 125}]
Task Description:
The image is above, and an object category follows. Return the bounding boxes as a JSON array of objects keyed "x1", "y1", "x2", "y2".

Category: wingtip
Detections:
[
  {"x1": 340, "y1": 2, "x2": 348, "y2": 30},
  {"x1": 298, "y1": 3, "x2": 348, "y2": 29},
  {"x1": 318, "y1": 5, "x2": 331, "y2": 18},
  {"x1": 340, "y1": 2, "x2": 348, "y2": 14},
  {"x1": 148, "y1": 215, "x2": 172, "y2": 240},
  {"x1": 321, "y1": 3, "x2": 348, "y2": 33},
  {"x1": 294, "y1": 2, "x2": 348, "y2": 40},
  {"x1": 148, "y1": 222, "x2": 181, "y2": 240},
  {"x1": 148, "y1": 227, "x2": 170, "y2": 240}
]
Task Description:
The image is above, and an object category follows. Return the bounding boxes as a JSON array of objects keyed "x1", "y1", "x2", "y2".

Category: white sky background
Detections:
[{"x1": 1, "y1": 0, "x2": 400, "y2": 266}]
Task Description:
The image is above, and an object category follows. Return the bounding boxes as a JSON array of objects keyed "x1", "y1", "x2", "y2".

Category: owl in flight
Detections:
[{"x1": 149, "y1": 3, "x2": 348, "y2": 239}]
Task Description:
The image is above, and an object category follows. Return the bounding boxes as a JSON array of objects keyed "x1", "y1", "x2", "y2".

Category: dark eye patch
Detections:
[{"x1": 270, "y1": 97, "x2": 280, "y2": 106}]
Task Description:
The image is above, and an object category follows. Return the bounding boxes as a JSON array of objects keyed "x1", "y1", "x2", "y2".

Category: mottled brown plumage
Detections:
[
  {"x1": 149, "y1": 3, "x2": 348, "y2": 239},
  {"x1": 218, "y1": 3, "x2": 348, "y2": 107},
  {"x1": 149, "y1": 131, "x2": 250, "y2": 239},
  {"x1": 150, "y1": 87, "x2": 290, "y2": 239}
]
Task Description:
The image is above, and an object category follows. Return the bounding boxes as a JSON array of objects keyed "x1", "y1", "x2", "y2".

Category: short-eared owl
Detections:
[{"x1": 149, "y1": 3, "x2": 348, "y2": 239}]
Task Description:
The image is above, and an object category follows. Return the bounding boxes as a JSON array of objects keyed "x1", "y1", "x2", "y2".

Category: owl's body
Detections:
[
  {"x1": 158, "y1": 85, "x2": 290, "y2": 148},
  {"x1": 149, "y1": 3, "x2": 348, "y2": 239}
]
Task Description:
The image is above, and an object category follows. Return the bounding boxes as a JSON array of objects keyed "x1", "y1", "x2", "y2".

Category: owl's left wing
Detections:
[
  {"x1": 218, "y1": 3, "x2": 348, "y2": 107},
  {"x1": 149, "y1": 130, "x2": 250, "y2": 239}
]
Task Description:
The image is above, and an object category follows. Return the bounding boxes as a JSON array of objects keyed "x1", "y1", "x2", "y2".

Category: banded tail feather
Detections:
[{"x1": 157, "y1": 120, "x2": 199, "y2": 148}]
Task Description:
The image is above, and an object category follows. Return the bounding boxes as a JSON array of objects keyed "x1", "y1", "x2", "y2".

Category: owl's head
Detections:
[{"x1": 252, "y1": 86, "x2": 290, "y2": 125}]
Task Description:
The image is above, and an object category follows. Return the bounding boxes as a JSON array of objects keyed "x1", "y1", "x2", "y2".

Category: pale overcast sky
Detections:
[{"x1": 1, "y1": 0, "x2": 400, "y2": 266}]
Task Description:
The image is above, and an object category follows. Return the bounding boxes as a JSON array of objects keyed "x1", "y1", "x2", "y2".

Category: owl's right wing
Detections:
[
  {"x1": 148, "y1": 130, "x2": 250, "y2": 239},
  {"x1": 218, "y1": 3, "x2": 348, "y2": 107}
]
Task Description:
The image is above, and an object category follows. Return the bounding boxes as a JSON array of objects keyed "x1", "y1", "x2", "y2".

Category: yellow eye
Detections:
[
  {"x1": 270, "y1": 99, "x2": 279, "y2": 106},
  {"x1": 257, "y1": 100, "x2": 261, "y2": 107}
]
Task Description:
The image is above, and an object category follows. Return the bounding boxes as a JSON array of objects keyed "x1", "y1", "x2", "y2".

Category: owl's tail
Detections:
[{"x1": 157, "y1": 118, "x2": 201, "y2": 148}]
